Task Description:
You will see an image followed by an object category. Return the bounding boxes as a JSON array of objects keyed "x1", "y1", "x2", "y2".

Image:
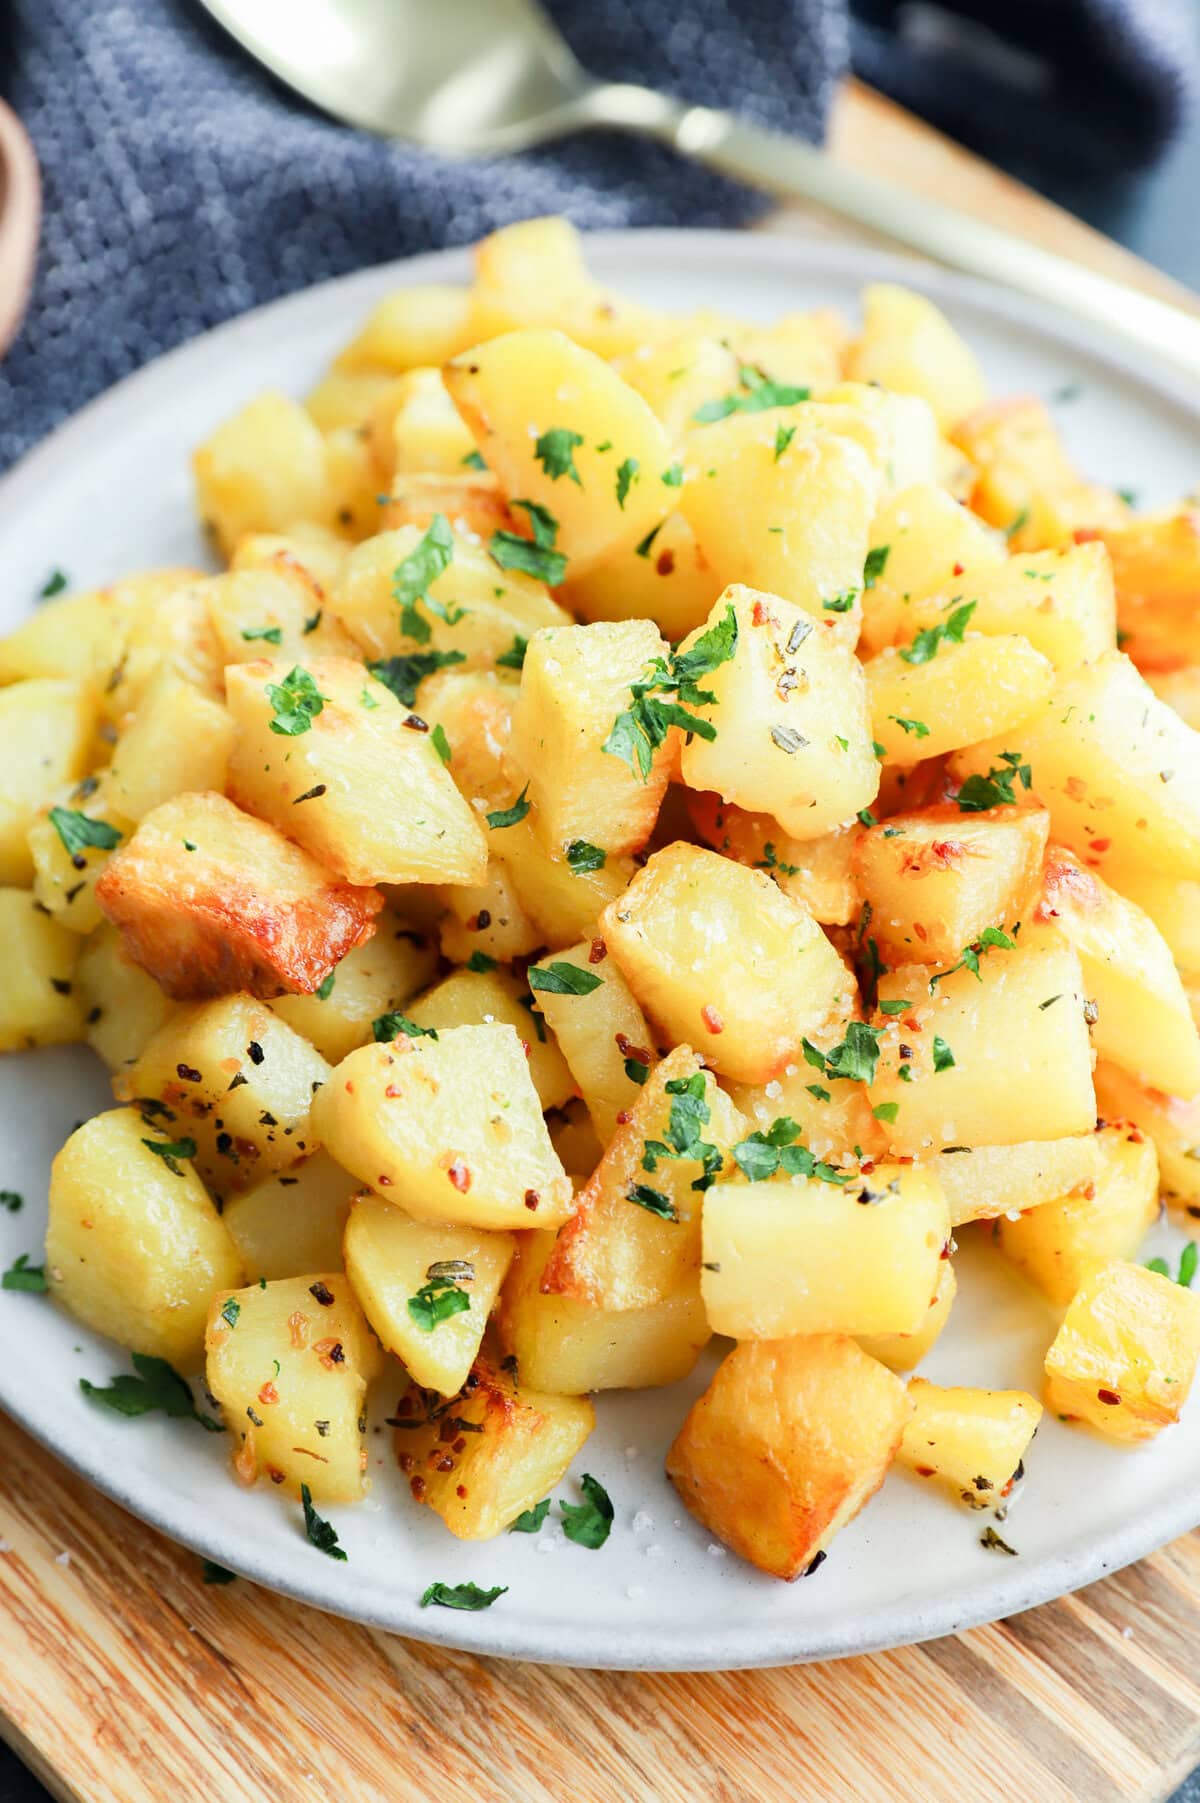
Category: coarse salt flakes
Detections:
[
  {"x1": 707, "y1": 1544, "x2": 727, "y2": 1558},
  {"x1": 632, "y1": 1509, "x2": 655, "y2": 1533}
]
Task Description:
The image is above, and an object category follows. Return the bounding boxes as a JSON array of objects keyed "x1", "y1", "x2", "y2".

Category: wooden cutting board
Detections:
[{"x1": 3, "y1": 80, "x2": 1200, "y2": 1803}]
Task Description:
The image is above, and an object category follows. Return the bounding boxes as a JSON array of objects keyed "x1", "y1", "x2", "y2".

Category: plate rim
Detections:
[{"x1": 2, "y1": 227, "x2": 1199, "y2": 1670}]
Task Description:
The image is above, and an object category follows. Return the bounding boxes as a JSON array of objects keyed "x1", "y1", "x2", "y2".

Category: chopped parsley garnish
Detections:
[
  {"x1": 955, "y1": 750, "x2": 1032, "y2": 811},
  {"x1": 693, "y1": 364, "x2": 810, "y2": 423},
  {"x1": 534, "y1": 427, "x2": 584, "y2": 486},
  {"x1": 141, "y1": 1135, "x2": 198, "y2": 1176},
  {"x1": 822, "y1": 590, "x2": 857, "y2": 614},
  {"x1": 359, "y1": 688, "x2": 380, "y2": 709},
  {"x1": 486, "y1": 786, "x2": 531, "y2": 830},
  {"x1": 634, "y1": 523, "x2": 663, "y2": 560},
  {"x1": 392, "y1": 514, "x2": 460, "y2": 643},
  {"x1": 641, "y1": 1072, "x2": 723, "y2": 1193},
  {"x1": 490, "y1": 501, "x2": 567, "y2": 586},
  {"x1": 731, "y1": 1117, "x2": 847, "y2": 1185},
  {"x1": 1004, "y1": 508, "x2": 1030, "y2": 541},
  {"x1": 408, "y1": 1265, "x2": 473, "y2": 1332},
  {"x1": 1146, "y1": 1241, "x2": 1198, "y2": 1287},
  {"x1": 527, "y1": 962, "x2": 603, "y2": 996},
  {"x1": 467, "y1": 951, "x2": 497, "y2": 973},
  {"x1": 0, "y1": 1191, "x2": 22, "y2": 1213},
  {"x1": 511, "y1": 1498, "x2": 551, "y2": 1534},
  {"x1": 80, "y1": 1353, "x2": 224, "y2": 1430},
  {"x1": 301, "y1": 1483, "x2": 347, "y2": 1560},
  {"x1": 773, "y1": 422, "x2": 796, "y2": 461},
  {"x1": 496, "y1": 634, "x2": 528, "y2": 671},
  {"x1": 315, "y1": 971, "x2": 336, "y2": 1001},
  {"x1": 431, "y1": 723, "x2": 452, "y2": 764},
  {"x1": 372, "y1": 1011, "x2": 438, "y2": 1043},
  {"x1": 461, "y1": 449, "x2": 487, "y2": 471},
  {"x1": 932, "y1": 1036, "x2": 956, "y2": 1073},
  {"x1": 890, "y1": 715, "x2": 930, "y2": 739},
  {"x1": 615, "y1": 457, "x2": 639, "y2": 509},
  {"x1": 755, "y1": 841, "x2": 801, "y2": 878},
  {"x1": 931, "y1": 925, "x2": 1016, "y2": 987},
  {"x1": 603, "y1": 601, "x2": 738, "y2": 781},
  {"x1": 48, "y1": 807, "x2": 122, "y2": 860},
  {"x1": 872, "y1": 1102, "x2": 899, "y2": 1124},
  {"x1": 565, "y1": 839, "x2": 606, "y2": 873},
  {"x1": 624, "y1": 1057, "x2": 650, "y2": 1085},
  {"x1": 2, "y1": 1253, "x2": 47, "y2": 1293},
  {"x1": 368, "y1": 649, "x2": 465, "y2": 707},
  {"x1": 240, "y1": 625, "x2": 282, "y2": 644},
  {"x1": 266, "y1": 665, "x2": 327, "y2": 736},
  {"x1": 863, "y1": 545, "x2": 890, "y2": 589},
  {"x1": 421, "y1": 1580, "x2": 506, "y2": 1609},
  {"x1": 302, "y1": 608, "x2": 322, "y2": 634},
  {"x1": 802, "y1": 1021, "x2": 885, "y2": 1086},
  {"x1": 219, "y1": 1297, "x2": 241, "y2": 1329},
  {"x1": 899, "y1": 600, "x2": 976, "y2": 665},
  {"x1": 39, "y1": 569, "x2": 69, "y2": 600},
  {"x1": 559, "y1": 1473, "x2": 613, "y2": 1549},
  {"x1": 857, "y1": 808, "x2": 878, "y2": 828},
  {"x1": 661, "y1": 462, "x2": 684, "y2": 487},
  {"x1": 627, "y1": 1183, "x2": 676, "y2": 1218}
]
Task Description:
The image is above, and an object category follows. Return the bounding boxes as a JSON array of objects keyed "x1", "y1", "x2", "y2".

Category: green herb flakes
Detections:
[
  {"x1": 566, "y1": 839, "x2": 606, "y2": 873},
  {"x1": 2, "y1": 1253, "x2": 47, "y2": 1293},
  {"x1": 80, "y1": 1353, "x2": 224, "y2": 1430},
  {"x1": 528, "y1": 962, "x2": 603, "y2": 997},
  {"x1": 372, "y1": 1011, "x2": 438, "y2": 1043},
  {"x1": 534, "y1": 427, "x2": 584, "y2": 485},
  {"x1": 265, "y1": 665, "x2": 327, "y2": 736},
  {"x1": 48, "y1": 807, "x2": 122, "y2": 860},
  {"x1": 486, "y1": 786, "x2": 531, "y2": 830},
  {"x1": 899, "y1": 600, "x2": 976, "y2": 665},
  {"x1": 392, "y1": 514, "x2": 460, "y2": 643},
  {"x1": 511, "y1": 1498, "x2": 551, "y2": 1533},
  {"x1": 421, "y1": 1580, "x2": 506, "y2": 1610},
  {"x1": 368, "y1": 650, "x2": 465, "y2": 708},
  {"x1": 559, "y1": 1473, "x2": 613, "y2": 1549},
  {"x1": 603, "y1": 601, "x2": 737, "y2": 781},
  {"x1": 301, "y1": 1483, "x2": 347, "y2": 1560}
]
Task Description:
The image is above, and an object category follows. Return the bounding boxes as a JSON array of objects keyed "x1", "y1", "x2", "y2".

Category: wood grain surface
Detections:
[{"x1": 2, "y1": 79, "x2": 1199, "y2": 1803}]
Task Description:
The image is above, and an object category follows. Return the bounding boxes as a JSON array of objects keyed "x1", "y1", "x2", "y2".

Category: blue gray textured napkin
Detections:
[{"x1": 0, "y1": 0, "x2": 1195, "y2": 471}]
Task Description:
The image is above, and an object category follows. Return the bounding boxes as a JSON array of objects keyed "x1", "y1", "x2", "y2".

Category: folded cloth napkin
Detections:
[{"x1": 0, "y1": 0, "x2": 1194, "y2": 471}]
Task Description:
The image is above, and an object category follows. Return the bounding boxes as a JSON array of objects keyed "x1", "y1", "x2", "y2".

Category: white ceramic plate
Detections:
[{"x1": 2, "y1": 233, "x2": 1198, "y2": 1671}]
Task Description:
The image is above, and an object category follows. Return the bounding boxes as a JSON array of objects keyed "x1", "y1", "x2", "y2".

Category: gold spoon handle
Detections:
[{"x1": 586, "y1": 84, "x2": 1200, "y2": 389}]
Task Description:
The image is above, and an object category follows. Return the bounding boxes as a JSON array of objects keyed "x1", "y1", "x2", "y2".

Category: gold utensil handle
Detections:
[{"x1": 590, "y1": 86, "x2": 1200, "y2": 389}]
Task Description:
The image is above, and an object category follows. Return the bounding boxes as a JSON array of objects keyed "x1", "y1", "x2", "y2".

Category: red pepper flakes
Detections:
[
  {"x1": 615, "y1": 1109, "x2": 632, "y2": 1126},
  {"x1": 952, "y1": 561, "x2": 965, "y2": 576},
  {"x1": 656, "y1": 549, "x2": 675, "y2": 577},
  {"x1": 615, "y1": 1032, "x2": 652, "y2": 1064},
  {"x1": 447, "y1": 1159, "x2": 471, "y2": 1193},
  {"x1": 914, "y1": 1465, "x2": 935, "y2": 1477},
  {"x1": 378, "y1": 1174, "x2": 393, "y2": 1186},
  {"x1": 524, "y1": 1189, "x2": 540, "y2": 1211},
  {"x1": 456, "y1": 1484, "x2": 468, "y2": 1499},
  {"x1": 701, "y1": 1004, "x2": 724, "y2": 1034},
  {"x1": 399, "y1": 1453, "x2": 415, "y2": 1474},
  {"x1": 267, "y1": 1466, "x2": 286, "y2": 1485},
  {"x1": 589, "y1": 937, "x2": 607, "y2": 964},
  {"x1": 258, "y1": 1382, "x2": 279, "y2": 1406},
  {"x1": 1097, "y1": 1388, "x2": 1121, "y2": 1406},
  {"x1": 410, "y1": 1476, "x2": 427, "y2": 1501}
]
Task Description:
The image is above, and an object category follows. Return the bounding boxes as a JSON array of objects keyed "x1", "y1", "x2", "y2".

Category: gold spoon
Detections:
[{"x1": 197, "y1": 0, "x2": 1200, "y2": 385}]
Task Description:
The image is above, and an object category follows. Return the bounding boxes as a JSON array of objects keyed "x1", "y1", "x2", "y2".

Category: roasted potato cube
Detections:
[
  {"x1": 394, "y1": 1349, "x2": 595, "y2": 1539},
  {"x1": 859, "y1": 484, "x2": 1004, "y2": 658},
  {"x1": 547, "y1": 1099, "x2": 604, "y2": 1179},
  {"x1": 28, "y1": 779, "x2": 134, "y2": 936},
  {"x1": 897, "y1": 542, "x2": 1116, "y2": 672},
  {"x1": 76, "y1": 924, "x2": 177, "y2": 1070},
  {"x1": 96, "y1": 791, "x2": 383, "y2": 1000},
  {"x1": 869, "y1": 933, "x2": 1096, "y2": 1153},
  {"x1": 226, "y1": 656, "x2": 487, "y2": 888},
  {"x1": 486, "y1": 812, "x2": 634, "y2": 951},
  {"x1": 951, "y1": 396, "x2": 1127, "y2": 551},
  {"x1": 0, "y1": 678, "x2": 97, "y2": 885},
  {"x1": 541, "y1": 1046, "x2": 745, "y2": 1309},
  {"x1": 468, "y1": 216, "x2": 669, "y2": 359},
  {"x1": 560, "y1": 511, "x2": 724, "y2": 643},
  {"x1": 0, "y1": 581, "x2": 132, "y2": 686},
  {"x1": 204, "y1": 565, "x2": 360, "y2": 668},
  {"x1": 726, "y1": 1015, "x2": 887, "y2": 1166},
  {"x1": 334, "y1": 283, "x2": 476, "y2": 373},
  {"x1": 496, "y1": 1229, "x2": 710, "y2": 1394},
  {"x1": 206, "y1": 1271, "x2": 382, "y2": 1501},
  {"x1": 368, "y1": 367, "x2": 476, "y2": 482},
  {"x1": 929, "y1": 1134, "x2": 1104, "y2": 1227},
  {"x1": 223, "y1": 1151, "x2": 359, "y2": 1281},
  {"x1": 601, "y1": 843, "x2": 854, "y2": 1085},
  {"x1": 379, "y1": 471, "x2": 511, "y2": 542},
  {"x1": 613, "y1": 330, "x2": 740, "y2": 444},
  {"x1": 334, "y1": 522, "x2": 569, "y2": 666},
  {"x1": 405, "y1": 966, "x2": 573, "y2": 1112},
  {"x1": 996, "y1": 1123, "x2": 1159, "y2": 1305},
  {"x1": 313, "y1": 1024, "x2": 573, "y2": 1230},
  {"x1": 343, "y1": 1193, "x2": 513, "y2": 1396},
  {"x1": 48, "y1": 1107, "x2": 242, "y2": 1366},
  {"x1": 416, "y1": 668, "x2": 516, "y2": 810},
  {"x1": 121, "y1": 993, "x2": 330, "y2": 1199},
  {"x1": 666, "y1": 1335, "x2": 911, "y2": 1580},
  {"x1": 847, "y1": 283, "x2": 987, "y2": 430},
  {"x1": 680, "y1": 418, "x2": 877, "y2": 632},
  {"x1": 858, "y1": 1262, "x2": 957, "y2": 1372},
  {"x1": 701, "y1": 1163, "x2": 950, "y2": 1339},
  {"x1": 271, "y1": 913, "x2": 437, "y2": 1064},
  {"x1": 103, "y1": 668, "x2": 235, "y2": 823},
  {"x1": 866, "y1": 632, "x2": 1055, "y2": 764},
  {"x1": 1087, "y1": 506, "x2": 1200, "y2": 671},
  {"x1": 817, "y1": 382, "x2": 942, "y2": 496},
  {"x1": 508, "y1": 619, "x2": 673, "y2": 858},
  {"x1": 436, "y1": 858, "x2": 541, "y2": 966},
  {"x1": 0, "y1": 888, "x2": 84, "y2": 1051},
  {"x1": 1094, "y1": 1062, "x2": 1200, "y2": 1215},
  {"x1": 1037, "y1": 846, "x2": 1200, "y2": 1097},
  {"x1": 528, "y1": 938, "x2": 655, "y2": 1141},
  {"x1": 193, "y1": 391, "x2": 332, "y2": 557},
  {"x1": 853, "y1": 805, "x2": 1049, "y2": 966},
  {"x1": 677, "y1": 587, "x2": 878, "y2": 839},
  {"x1": 897, "y1": 1378, "x2": 1042, "y2": 1508},
  {"x1": 99, "y1": 575, "x2": 225, "y2": 734},
  {"x1": 445, "y1": 328, "x2": 673, "y2": 576},
  {"x1": 1044, "y1": 1260, "x2": 1200, "y2": 1441},
  {"x1": 686, "y1": 792, "x2": 860, "y2": 925}
]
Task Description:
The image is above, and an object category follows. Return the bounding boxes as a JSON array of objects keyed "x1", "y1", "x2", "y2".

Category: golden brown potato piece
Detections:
[
  {"x1": 666, "y1": 1335, "x2": 911, "y2": 1579},
  {"x1": 95, "y1": 791, "x2": 382, "y2": 999}
]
